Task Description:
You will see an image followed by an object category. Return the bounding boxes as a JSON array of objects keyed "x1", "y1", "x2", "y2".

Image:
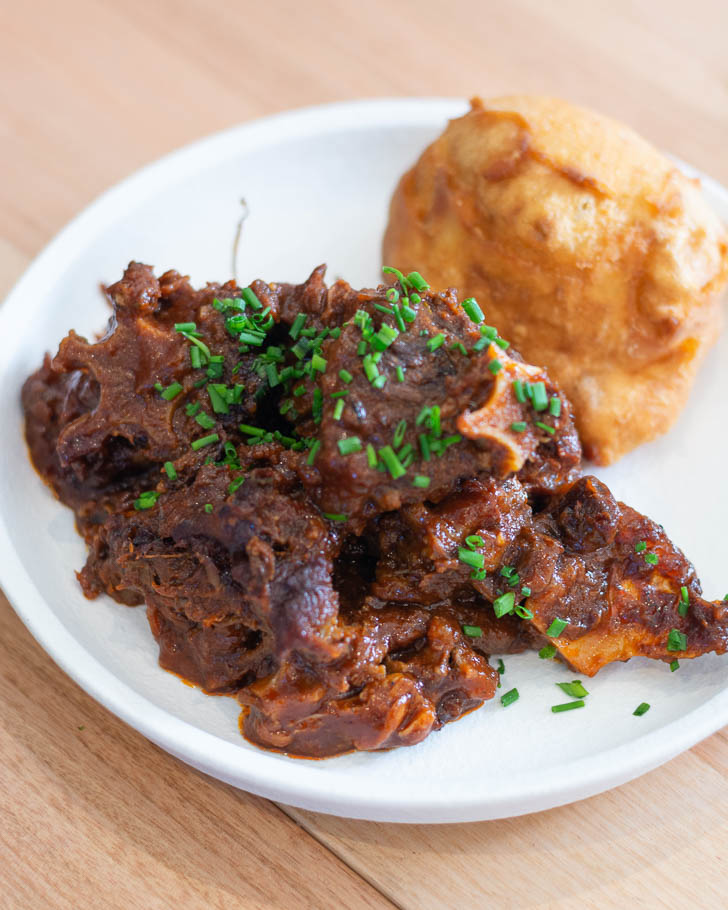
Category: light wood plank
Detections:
[
  {"x1": 286, "y1": 736, "x2": 728, "y2": 909},
  {"x1": 0, "y1": 592, "x2": 394, "y2": 910}
]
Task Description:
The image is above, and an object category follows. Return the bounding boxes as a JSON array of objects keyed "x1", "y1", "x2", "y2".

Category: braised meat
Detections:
[{"x1": 22, "y1": 263, "x2": 727, "y2": 757}]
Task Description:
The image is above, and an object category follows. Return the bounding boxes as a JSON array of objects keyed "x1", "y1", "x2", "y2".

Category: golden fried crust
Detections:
[{"x1": 383, "y1": 95, "x2": 728, "y2": 464}]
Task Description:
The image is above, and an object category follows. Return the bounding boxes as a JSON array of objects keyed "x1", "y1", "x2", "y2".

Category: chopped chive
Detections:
[
  {"x1": 458, "y1": 548, "x2": 485, "y2": 570},
  {"x1": 430, "y1": 406, "x2": 441, "y2": 437},
  {"x1": 471, "y1": 568, "x2": 487, "y2": 581},
  {"x1": 289, "y1": 313, "x2": 307, "y2": 340},
  {"x1": 493, "y1": 592, "x2": 515, "y2": 618},
  {"x1": 393, "y1": 419, "x2": 407, "y2": 448},
  {"x1": 679, "y1": 586, "x2": 689, "y2": 617},
  {"x1": 195, "y1": 412, "x2": 216, "y2": 430},
  {"x1": 379, "y1": 445, "x2": 406, "y2": 479},
  {"x1": 644, "y1": 552, "x2": 659, "y2": 565},
  {"x1": 494, "y1": 337, "x2": 510, "y2": 350},
  {"x1": 539, "y1": 644, "x2": 557, "y2": 659},
  {"x1": 472, "y1": 336, "x2": 489, "y2": 352},
  {"x1": 496, "y1": 659, "x2": 505, "y2": 675},
  {"x1": 450, "y1": 342, "x2": 468, "y2": 357},
  {"x1": 556, "y1": 680, "x2": 589, "y2": 698},
  {"x1": 395, "y1": 366, "x2": 405, "y2": 382},
  {"x1": 546, "y1": 617, "x2": 567, "y2": 637},
  {"x1": 393, "y1": 307, "x2": 406, "y2": 332},
  {"x1": 373, "y1": 303, "x2": 394, "y2": 316},
  {"x1": 670, "y1": 659, "x2": 680, "y2": 672},
  {"x1": 412, "y1": 474, "x2": 431, "y2": 488},
  {"x1": 362, "y1": 354, "x2": 379, "y2": 383},
  {"x1": 191, "y1": 433, "x2": 220, "y2": 451},
  {"x1": 241, "y1": 287, "x2": 262, "y2": 309},
  {"x1": 185, "y1": 402, "x2": 201, "y2": 417},
  {"x1": 311, "y1": 353, "x2": 327, "y2": 373},
  {"x1": 332, "y1": 399, "x2": 345, "y2": 421},
  {"x1": 462, "y1": 624, "x2": 482, "y2": 638},
  {"x1": 635, "y1": 541, "x2": 647, "y2": 553},
  {"x1": 513, "y1": 380, "x2": 527, "y2": 404},
  {"x1": 306, "y1": 439, "x2": 321, "y2": 465},
  {"x1": 228, "y1": 475, "x2": 245, "y2": 494},
  {"x1": 372, "y1": 374, "x2": 387, "y2": 390},
  {"x1": 531, "y1": 382, "x2": 548, "y2": 411},
  {"x1": 461, "y1": 297, "x2": 484, "y2": 324},
  {"x1": 549, "y1": 396, "x2": 562, "y2": 417},
  {"x1": 515, "y1": 603, "x2": 534, "y2": 620},
  {"x1": 401, "y1": 305, "x2": 417, "y2": 322},
  {"x1": 406, "y1": 271, "x2": 429, "y2": 291},
  {"x1": 133, "y1": 490, "x2": 160, "y2": 511},
  {"x1": 174, "y1": 321, "x2": 197, "y2": 333},
  {"x1": 501, "y1": 688, "x2": 519, "y2": 707},
  {"x1": 488, "y1": 359, "x2": 503, "y2": 375},
  {"x1": 511, "y1": 421, "x2": 527, "y2": 433},
  {"x1": 552, "y1": 700, "x2": 584, "y2": 713},
  {"x1": 239, "y1": 423, "x2": 265, "y2": 437},
  {"x1": 419, "y1": 433, "x2": 431, "y2": 461},
  {"x1": 500, "y1": 566, "x2": 515, "y2": 578},
  {"x1": 466, "y1": 535, "x2": 485, "y2": 549},
  {"x1": 190, "y1": 346, "x2": 202, "y2": 369},
  {"x1": 207, "y1": 385, "x2": 229, "y2": 414},
  {"x1": 520, "y1": 586, "x2": 531, "y2": 597},
  {"x1": 386, "y1": 287, "x2": 399, "y2": 303},
  {"x1": 338, "y1": 436, "x2": 362, "y2": 456},
  {"x1": 159, "y1": 381, "x2": 183, "y2": 401},
  {"x1": 633, "y1": 702, "x2": 651, "y2": 716},
  {"x1": 534, "y1": 421, "x2": 556, "y2": 436},
  {"x1": 204, "y1": 503, "x2": 213, "y2": 514},
  {"x1": 323, "y1": 512, "x2": 348, "y2": 522},
  {"x1": 339, "y1": 369, "x2": 353, "y2": 384},
  {"x1": 427, "y1": 333, "x2": 445, "y2": 352},
  {"x1": 163, "y1": 461, "x2": 177, "y2": 481},
  {"x1": 330, "y1": 390, "x2": 349, "y2": 399},
  {"x1": 667, "y1": 628, "x2": 687, "y2": 652},
  {"x1": 362, "y1": 443, "x2": 376, "y2": 469},
  {"x1": 357, "y1": 341, "x2": 368, "y2": 356}
]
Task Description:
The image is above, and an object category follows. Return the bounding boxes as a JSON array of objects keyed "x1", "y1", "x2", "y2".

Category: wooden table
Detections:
[{"x1": 3, "y1": 2, "x2": 728, "y2": 906}]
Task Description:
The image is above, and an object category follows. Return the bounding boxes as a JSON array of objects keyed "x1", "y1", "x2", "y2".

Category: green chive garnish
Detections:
[
  {"x1": 531, "y1": 382, "x2": 548, "y2": 411},
  {"x1": 644, "y1": 552, "x2": 659, "y2": 565},
  {"x1": 465, "y1": 535, "x2": 485, "y2": 548},
  {"x1": 396, "y1": 365, "x2": 405, "y2": 382},
  {"x1": 493, "y1": 592, "x2": 515, "y2": 618},
  {"x1": 195, "y1": 412, "x2": 216, "y2": 430},
  {"x1": 534, "y1": 421, "x2": 556, "y2": 435},
  {"x1": 306, "y1": 439, "x2": 321, "y2": 465},
  {"x1": 511, "y1": 421, "x2": 527, "y2": 432},
  {"x1": 679, "y1": 587, "x2": 689, "y2": 616},
  {"x1": 667, "y1": 628, "x2": 687, "y2": 651},
  {"x1": 556, "y1": 680, "x2": 589, "y2": 698},
  {"x1": 323, "y1": 512, "x2": 348, "y2": 522},
  {"x1": 133, "y1": 490, "x2": 160, "y2": 511},
  {"x1": 393, "y1": 419, "x2": 407, "y2": 449},
  {"x1": 458, "y1": 548, "x2": 485, "y2": 570},
  {"x1": 501, "y1": 688, "x2": 519, "y2": 707},
  {"x1": 461, "y1": 297, "x2": 484, "y2": 324},
  {"x1": 552, "y1": 700, "x2": 585, "y2": 713},
  {"x1": 379, "y1": 445, "x2": 406, "y2": 479},
  {"x1": 339, "y1": 369, "x2": 353, "y2": 384},
  {"x1": 549, "y1": 396, "x2": 562, "y2": 417},
  {"x1": 163, "y1": 462, "x2": 177, "y2": 481},
  {"x1": 228, "y1": 476, "x2": 245, "y2": 494},
  {"x1": 412, "y1": 474, "x2": 431, "y2": 488},
  {"x1": 513, "y1": 380, "x2": 527, "y2": 404},
  {"x1": 546, "y1": 617, "x2": 567, "y2": 637},
  {"x1": 670, "y1": 659, "x2": 680, "y2": 671},
  {"x1": 539, "y1": 645, "x2": 557, "y2": 659},
  {"x1": 462, "y1": 625, "x2": 482, "y2": 638},
  {"x1": 338, "y1": 436, "x2": 362, "y2": 456},
  {"x1": 427, "y1": 333, "x2": 445, "y2": 352},
  {"x1": 633, "y1": 702, "x2": 651, "y2": 716},
  {"x1": 366, "y1": 443, "x2": 377, "y2": 468},
  {"x1": 333, "y1": 399, "x2": 345, "y2": 421},
  {"x1": 635, "y1": 541, "x2": 647, "y2": 553},
  {"x1": 204, "y1": 503, "x2": 213, "y2": 514},
  {"x1": 191, "y1": 433, "x2": 220, "y2": 450},
  {"x1": 488, "y1": 359, "x2": 503, "y2": 375}
]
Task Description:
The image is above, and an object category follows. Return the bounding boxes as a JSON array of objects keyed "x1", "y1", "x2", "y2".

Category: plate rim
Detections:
[{"x1": 1, "y1": 96, "x2": 727, "y2": 823}]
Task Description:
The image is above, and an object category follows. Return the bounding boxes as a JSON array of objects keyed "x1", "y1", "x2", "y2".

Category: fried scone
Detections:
[{"x1": 383, "y1": 95, "x2": 728, "y2": 464}]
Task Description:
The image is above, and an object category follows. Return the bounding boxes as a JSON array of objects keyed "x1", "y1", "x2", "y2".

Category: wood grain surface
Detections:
[{"x1": 2, "y1": 1, "x2": 728, "y2": 907}]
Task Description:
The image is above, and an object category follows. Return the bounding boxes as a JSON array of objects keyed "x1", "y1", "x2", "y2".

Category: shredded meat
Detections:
[{"x1": 22, "y1": 262, "x2": 728, "y2": 757}]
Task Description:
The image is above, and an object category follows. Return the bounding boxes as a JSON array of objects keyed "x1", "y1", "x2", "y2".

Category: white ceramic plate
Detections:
[{"x1": 1, "y1": 99, "x2": 727, "y2": 823}]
